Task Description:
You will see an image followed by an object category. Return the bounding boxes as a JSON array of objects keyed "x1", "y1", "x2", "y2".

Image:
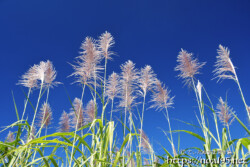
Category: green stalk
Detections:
[
  {"x1": 234, "y1": 76, "x2": 250, "y2": 121},
  {"x1": 226, "y1": 124, "x2": 234, "y2": 153},
  {"x1": 122, "y1": 87, "x2": 128, "y2": 167},
  {"x1": 129, "y1": 111, "x2": 132, "y2": 157},
  {"x1": 202, "y1": 87, "x2": 222, "y2": 148},
  {"x1": 21, "y1": 88, "x2": 31, "y2": 121},
  {"x1": 110, "y1": 99, "x2": 114, "y2": 121},
  {"x1": 191, "y1": 78, "x2": 213, "y2": 163},
  {"x1": 38, "y1": 87, "x2": 50, "y2": 138}
]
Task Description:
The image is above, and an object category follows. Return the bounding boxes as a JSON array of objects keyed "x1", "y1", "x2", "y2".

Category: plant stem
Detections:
[
  {"x1": 31, "y1": 81, "x2": 44, "y2": 135},
  {"x1": 21, "y1": 88, "x2": 31, "y2": 121},
  {"x1": 110, "y1": 99, "x2": 114, "y2": 121},
  {"x1": 139, "y1": 93, "x2": 146, "y2": 153},
  {"x1": 164, "y1": 107, "x2": 175, "y2": 156},
  {"x1": 69, "y1": 84, "x2": 85, "y2": 166},
  {"x1": 234, "y1": 76, "x2": 250, "y2": 121}
]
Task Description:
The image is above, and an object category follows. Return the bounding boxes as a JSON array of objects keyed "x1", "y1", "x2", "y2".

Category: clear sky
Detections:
[{"x1": 0, "y1": 0, "x2": 250, "y2": 154}]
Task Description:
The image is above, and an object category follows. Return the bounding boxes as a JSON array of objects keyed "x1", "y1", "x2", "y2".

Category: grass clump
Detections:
[{"x1": 0, "y1": 32, "x2": 249, "y2": 167}]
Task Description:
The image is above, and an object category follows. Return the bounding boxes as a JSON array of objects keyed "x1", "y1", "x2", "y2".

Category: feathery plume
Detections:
[
  {"x1": 216, "y1": 97, "x2": 234, "y2": 126},
  {"x1": 18, "y1": 65, "x2": 38, "y2": 89},
  {"x1": 99, "y1": 31, "x2": 115, "y2": 60},
  {"x1": 127, "y1": 152, "x2": 136, "y2": 167},
  {"x1": 6, "y1": 131, "x2": 15, "y2": 143},
  {"x1": 138, "y1": 65, "x2": 156, "y2": 96},
  {"x1": 33, "y1": 61, "x2": 48, "y2": 83},
  {"x1": 70, "y1": 98, "x2": 84, "y2": 130},
  {"x1": 214, "y1": 45, "x2": 236, "y2": 81},
  {"x1": 138, "y1": 129, "x2": 153, "y2": 154},
  {"x1": 58, "y1": 111, "x2": 70, "y2": 132},
  {"x1": 106, "y1": 72, "x2": 120, "y2": 100},
  {"x1": 38, "y1": 102, "x2": 53, "y2": 128},
  {"x1": 150, "y1": 79, "x2": 174, "y2": 111},
  {"x1": 84, "y1": 100, "x2": 96, "y2": 124},
  {"x1": 175, "y1": 49, "x2": 205, "y2": 86},
  {"x1": 27, "y1": 126, "x2": 36, "y2": 142},
  {"x1": 18, "y1": 60, "x2": 59, "y2": 88},
  {"x1": 44, "y1": 60, "x2": 60, "y2": 88},
  {"x1": 119, "y1": 60, "x2": 138, "y2": 109},
  {"x1": 143, "y1": 158, "x2": 150, "y2": 166},
  {"x1": 71, "y1": 37, "x2": 103, "y2": 85}
]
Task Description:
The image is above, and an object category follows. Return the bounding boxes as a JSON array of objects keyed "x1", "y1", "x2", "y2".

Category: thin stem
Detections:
[
  {"x1": 30, "y1": 81, "x2": 44, "y2": 163},
  {"x1": 191, "y1": 78, "x2": 212, "y2": 162},
  {"x1": 31, "y1": 81, "x2": 44, "y2": 134},
  {"x1": 234, "y1": 76, "x2": 250, "y2": 121},
  {"x1": 191, "y1": 78, "x2": 207, "y2": 139},
  {"x1": 21, "y1": 88, "x2": 31, "y2": 121},
  {"x1": 38, "y1": 87, "x2": 50, "y2": 138},
  {"x1": 226, "y1": 124, "x2": 234, "y2": 153},
  {"x1": 110, "y1": 99, "x2": 114, "y2": 121},
  {"x1": 122, "y1": 86, "x2": 128, "y2": 167},
  {"x1": 103, "y1": 58, "x2": 108, "y2": 99},
  {"x1": 139, "y1": 93, "x2": 146, "y2": 153},
  {"x1": 129, "y1": 112, "x2": 132, "y2": 157},
  {"x1": 164, "y1": 107, "x2": 175, "y2": 156},
  {"x1": 69, "y1": 84, "x2": 85, "y2": 166}
]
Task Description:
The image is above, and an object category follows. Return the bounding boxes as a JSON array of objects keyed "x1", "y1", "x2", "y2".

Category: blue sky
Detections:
[{"x1": 0, "y1": 0, "x2": 250, "y2": 154}]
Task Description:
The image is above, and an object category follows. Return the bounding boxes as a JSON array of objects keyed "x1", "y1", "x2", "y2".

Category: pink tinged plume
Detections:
[
  {"x1": 26, "y1": 126, "x2": 36, "y2": 142},
  {"x1": 18, "y1": 60, "x2": 59, "y2": 88},
  {"x1": 175, "y1": 49, "x2": 205, "y2": 86},
  {"x1": 138, "y1": 65, "x2": 156, "y2": 96},
  {"x1": 70, "y1": 98, "x2": 84, "y2": 130},
  {"x1": 71, "y1": 37, "x2": 103, "y2": 85},
  {"x1": 106, "y1": 72, "x2": 120, "y2": 100},
  {"x1": 6, "y1": 131, "x2": 15, "y2": 143},
  {"x1": 38, "y1": 102, "x2": 53, "y2": 128},
  {"x1": 216, "y1": 97, "x2": 235, "y2": 126},
  {"x1": 214, "y1": 45, "x2": 236, "y2": 81},
  {"x1": 98, "y1": 31, "x2": 115, "y2": 60},
  {"x1": 150, "y1": 79, "x2": 174, "y2": 111},
  {"x1": 138, "y1": 129, "x2": 153, "y2": 154},
  {"x1": 119, "y1": 60, "x2": 139, "y2": 109},
  {"x1": 84, "y1": 100, "x2": 96, "y2": 124},
  {"x1": 44, "y1": 60, "x2": 60, "y2": 88},
  {"x1": 59, "y1": 111, "x2": 70, "y2": 132},
  {"x1": 18, "y1": 65, "x2": 38, "y2": 89}
]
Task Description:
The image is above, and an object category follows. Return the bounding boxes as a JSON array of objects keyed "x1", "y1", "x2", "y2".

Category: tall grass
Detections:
[{"x1": 0, "y1": 32, "x2": 249, "y2": 167}]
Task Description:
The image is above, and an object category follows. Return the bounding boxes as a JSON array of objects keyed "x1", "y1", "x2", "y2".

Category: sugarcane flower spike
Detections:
[
  {"x1": 84, "y1": 100, "x2": 96, "y2": 124},
  {"x1": 59, "y1": 111, "x2": 70, "y2": 132},
  {"x1": 213, "y1": 45, "x2": 236, "y2": 81},
  {"x1": 70, "y1": 98, "x2": 84, "y2": 130},
  {"x1": 6, "y1": 131, "x2": 15, "y2": 143},
  {"x1": 175, "y1": 49, "x2": 205, "y2": 86},
  {"x1": 99, "y1": 31, "x2": 115, "y2": 60},
  {"x1": 71, "y1": 37, "x2": 103, "y2": 85},
  {"x1": 150, "y1": 79, "x2": 174, "y2": 111},
  {"x1": 138, "y1": 65, "x2": 156, "y2": 96},
  {"x1": 18, "y1": 65, "x2": 38, "y2": 89},
  {"x1": 44, "y1": 60, "x2": 60, "y2": 88},
  {"x1": 106, "y1": 72, "x2": 120, "y2": 100},
  {"x1": 216, "y1": 97, "x2": 234, "y2": 126},
  {"x1": 38, "y1": 102, "x2": 53, "y2": 128}
]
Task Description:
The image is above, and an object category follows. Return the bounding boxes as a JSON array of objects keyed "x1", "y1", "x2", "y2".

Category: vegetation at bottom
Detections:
[{"x1": 0, "y1": 32, "x2": 249, "y2": 166}]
